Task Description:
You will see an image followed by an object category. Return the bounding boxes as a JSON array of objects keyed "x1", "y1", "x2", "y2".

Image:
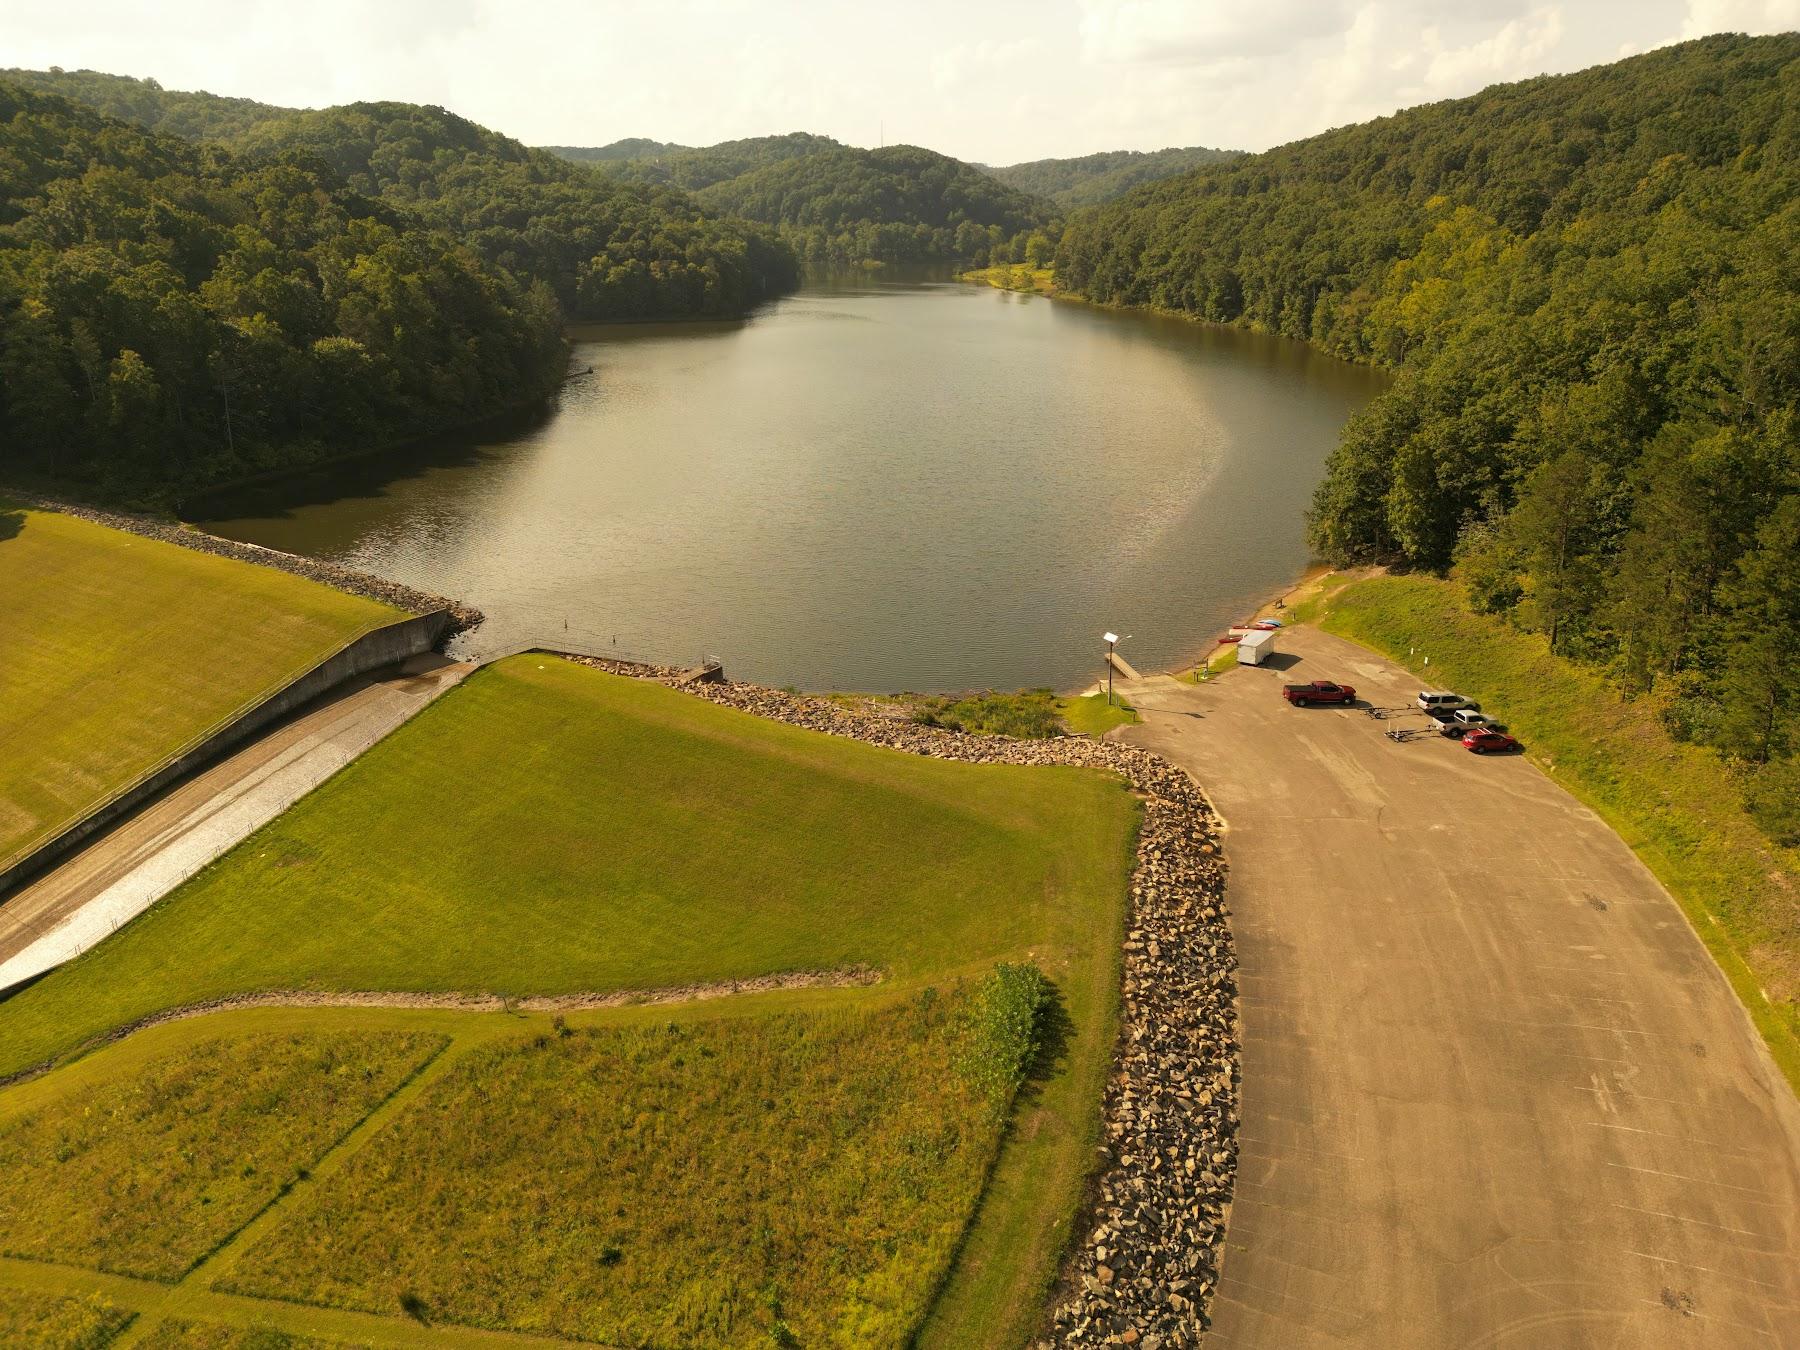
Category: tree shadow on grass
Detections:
[{"x1": 0, "y1": 509, "x2": 23, "y2": 544}]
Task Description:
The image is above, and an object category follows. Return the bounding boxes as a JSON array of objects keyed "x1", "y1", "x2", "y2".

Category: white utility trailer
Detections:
[{"x1": 1237, "y1": 628, "x2": 1277, "y2": 666}]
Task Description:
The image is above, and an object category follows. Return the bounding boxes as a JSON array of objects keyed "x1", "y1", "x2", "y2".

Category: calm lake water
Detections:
[{"x1": 196, "y1": 273, "x2": 1386, "y2": 692}]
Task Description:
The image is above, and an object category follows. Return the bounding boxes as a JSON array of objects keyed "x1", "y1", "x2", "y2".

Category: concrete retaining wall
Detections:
[{"x1": 0, "y1": 610, "x2": 454, "y2": 900}]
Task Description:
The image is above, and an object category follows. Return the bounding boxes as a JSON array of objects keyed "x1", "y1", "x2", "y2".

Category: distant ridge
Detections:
[
  {"x1": 543, "y1": 137, "x2": 690, "y2": 163},
  {"x1": 984, "y1": 146, "x2": 1242, "y2": 208},
  {"x1": 549, "y1": 132, "x2": 1056, "y2": 265}
]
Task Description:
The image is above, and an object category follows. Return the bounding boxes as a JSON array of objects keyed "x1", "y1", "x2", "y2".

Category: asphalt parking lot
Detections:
[{"x1": 1121, "y1": 625, "x2": 1800, "y2": 1348}]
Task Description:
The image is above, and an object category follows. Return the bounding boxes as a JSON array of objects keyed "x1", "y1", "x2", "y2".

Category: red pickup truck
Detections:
[{"x1": 1283, "y1": 681, "x2": 1356, "y2": 707}]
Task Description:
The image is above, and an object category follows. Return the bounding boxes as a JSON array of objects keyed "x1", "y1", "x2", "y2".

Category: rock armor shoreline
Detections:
[
  {"x1": 567, "y1": 656, "x2": 1242, "y2": 1346},
  {"x1": 8, "y1": 493, "x2": 482, "y2": 634}
]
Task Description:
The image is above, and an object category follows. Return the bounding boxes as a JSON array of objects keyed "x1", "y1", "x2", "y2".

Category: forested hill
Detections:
[
  {"x1": 577, "y1": 133, "x2": 842, "y2": 192},
  {"x1": 0, "y1": 66, "x2": 287, "y2": 141},
  {"x1": 225, "y1": 104, "x2": 799, "y2": 319},
  {"x1": 1060, "y1": 33, "x2": 1800, "y2": 831},
  {"x1": 985, "y1": 147, "x2": 1241, "y2": 208},
  {"x1": 0, "y1": 81, "x2": 564, "y2": 499},
  {"x1": 5, "y1": 69, "x2": 800, "y2": 322},
  {"x1": 544, "y1": 138, "x2": 688, "y2": 164},
  {"x1": 558, "y1": 134, "x2": 1056, "y2": 265}
]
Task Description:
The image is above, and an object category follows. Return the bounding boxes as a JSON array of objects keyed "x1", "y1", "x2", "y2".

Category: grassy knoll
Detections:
[
  {"x1": 0, "y1": 1029, "x2": 442, "y2": 1280},
  {"x1": 0, "y1": 656, "x2": 1136, "y2": 1345},
  {"x1": 960, "y1": 264, "x2": 1056, "y2": 295},
  {"x1": 1059, "y1": 692, "x2": 1138, "y2": 737},
  {"x1": 225, "y1": 983, "x2": 1035, "y2": 1345},
  {"x1": 0, "y1": 502, "x2": 399, "y2": 872},
  {"x1": 0, "y1": 657, "x2": 1134, "y2": 1079},
  {"x1": 0, "y1": 1287, "x2": 130, "y2": 1347},
  {"x1": 1311, "y1": 573, "x2": 1800, "y2": 1091}
]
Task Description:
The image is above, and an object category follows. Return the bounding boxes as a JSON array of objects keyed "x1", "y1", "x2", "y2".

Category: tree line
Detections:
[{"x1": 1057, "y1": 35, "x2": 1800, "y2": 839}]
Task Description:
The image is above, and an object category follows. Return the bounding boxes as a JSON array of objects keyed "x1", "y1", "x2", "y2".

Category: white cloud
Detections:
[
  {"x1": 1423, "y1": 7, "x2": 1566, "y2": 93},
  {"x1": 1679, "y1": 0, "x2": 1800, "y2": 38},
  {"x1": 1077, "y1": 0, "x2": 1356, "y2": 67}
]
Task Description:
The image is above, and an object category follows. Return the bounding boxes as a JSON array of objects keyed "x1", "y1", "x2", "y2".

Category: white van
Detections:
[{"x1": 1418, "y1": 690, "x2": 1478, "y2": 713}]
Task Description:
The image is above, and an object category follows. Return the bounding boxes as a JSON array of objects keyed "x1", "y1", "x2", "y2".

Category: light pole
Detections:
[{"x1": 1103, "y1": 632, "x2": 1130, "y2": 706}]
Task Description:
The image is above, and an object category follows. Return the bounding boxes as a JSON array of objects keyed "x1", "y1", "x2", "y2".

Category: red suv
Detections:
[{"x1": 1462, "y1": 729, "x2": 1520, "y2": 754}]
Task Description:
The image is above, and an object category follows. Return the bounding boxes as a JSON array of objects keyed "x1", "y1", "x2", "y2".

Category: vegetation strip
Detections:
[
  {"x1": 569, "y1": 658, "x2": 1242, "y2": 1345},
  {"x1": 0, "y1": 971, "x2": 879, "y2": 1091}
]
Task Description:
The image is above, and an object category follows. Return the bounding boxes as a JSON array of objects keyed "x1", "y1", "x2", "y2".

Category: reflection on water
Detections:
[{"x1": 195, "y1": 273, "x2": 1386, "y2": 691}]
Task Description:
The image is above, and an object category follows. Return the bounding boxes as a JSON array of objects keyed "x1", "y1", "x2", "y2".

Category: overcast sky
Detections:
[{"x1": 3, "y1": 0, "x2": 1798, "y2": 163}]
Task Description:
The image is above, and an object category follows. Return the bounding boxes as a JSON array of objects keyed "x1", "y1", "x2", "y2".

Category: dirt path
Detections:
[{"x1": 1117, "y1": 626, "x2": 1800, "y2": 1348}]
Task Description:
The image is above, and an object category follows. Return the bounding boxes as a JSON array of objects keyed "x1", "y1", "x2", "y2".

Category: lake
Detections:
[{"x1": 195, "y1": 272, "x2": 1387, "y2": 692}]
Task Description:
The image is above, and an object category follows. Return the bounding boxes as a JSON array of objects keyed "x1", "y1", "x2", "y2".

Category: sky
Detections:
[{"x1": 3, "y1": 0, "x2": 1798, "y2": 163}]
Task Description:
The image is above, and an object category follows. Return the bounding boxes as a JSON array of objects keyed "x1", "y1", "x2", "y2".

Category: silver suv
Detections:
[{"x1": 1418, "y1": 690, "x2": 1478, "y2": 713}]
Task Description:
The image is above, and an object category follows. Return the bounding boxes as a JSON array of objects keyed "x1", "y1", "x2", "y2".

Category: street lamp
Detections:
[{"x1": 1103, "y1": 632, "x2": 1130, "y2": 706}]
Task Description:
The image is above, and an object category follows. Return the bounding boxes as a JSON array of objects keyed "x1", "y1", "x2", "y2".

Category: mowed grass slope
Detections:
[
  {"x1": 0, "y1": 656, "x2": 1137, "y2": 1346},
  {"x1": 0, "y1": 656, "x2": 1136, "y2": 1080},
  {"x1": 0, "y1": 503, "x2": 400, "y2": 871}
]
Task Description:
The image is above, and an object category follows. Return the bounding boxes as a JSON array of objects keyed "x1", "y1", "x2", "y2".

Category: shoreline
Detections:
[{"x1": 1156, "y1": 563, "x2": 1341, "y2": 685}]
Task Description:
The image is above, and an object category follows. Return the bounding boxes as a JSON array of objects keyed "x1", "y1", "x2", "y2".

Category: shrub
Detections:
[
  {"x1": 957, "y1": 963, "x2": 1053, "y2": 1106},
  {"x1": 1745, "y1": 757, "x2": 1800, "y2": 847},
  {"x1": 912, "y1": 689, "x2": 1063, "y2": 738}
]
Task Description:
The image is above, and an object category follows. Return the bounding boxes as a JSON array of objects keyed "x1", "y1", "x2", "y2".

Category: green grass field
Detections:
[
  {"x1": 1309, "y1": 573, "x2": 1800, "y2": 1092},
  {"x1": 0, "y1": 1287, "x2": 129, "y2": 1347},
  {"x1": 0, "y1": 657, "x2": 1133, "y2": 1078},
  {"x1": 1059, "y1": 692, "x2": 1138, "y2": 737},
  {"x1": 0, "y1": 1029, "x2": 441, "y2": 1281},
  {"x1": 0, "y1": 502, "x2": 400, "y2": 873},
  {"x1": 224, "y1": 991, "x2": 1018, "y2": 1345},
  {"x1": 0, "y1": 657, "x2": 1137, "y2": 1346}
]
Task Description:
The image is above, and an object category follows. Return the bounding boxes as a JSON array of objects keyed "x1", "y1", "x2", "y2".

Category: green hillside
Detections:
[
  {"x1": 229, "y1": 102, "x2": 798, "y2": 320},
  {"x1": 561, "y1": 132, "x2": 1057, "y2": 264},
  {"x1": 582, "y1": 131, "x2": 842, "y2": 191},
  {"x1": 1058, "y1": 34, "x2": 1800, "y2": 835},
  {"x1": 0, "y1": 65, "x2": 289, "y2": 141},
  {"x1": 0, "y1": 503, "x2": 399, "y2": 883},
  {"x1": 0, "y1": 81, "x2": 565, "y2": 497},
  {"x1": 6, "y1": 69, "x2": 801, "y2": 324},
  {"x1": 0, "y1": 656, "x2": 1138, "y2": 1346},
  {"x1": 543, "y1": 136, "x2": 689, "y2": 163},
  {"x1": 986, "y1": 146, "x2": 1241, "y2": 207}
]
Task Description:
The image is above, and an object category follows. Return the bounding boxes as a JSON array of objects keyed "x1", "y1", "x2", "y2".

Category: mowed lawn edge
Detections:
[
  {"x1": 1307, "y1": 573, "x2": 1800, "y2": 1093},
  {"x1": 0, "y1": 502, "x2": 402, "y2": 872}
]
